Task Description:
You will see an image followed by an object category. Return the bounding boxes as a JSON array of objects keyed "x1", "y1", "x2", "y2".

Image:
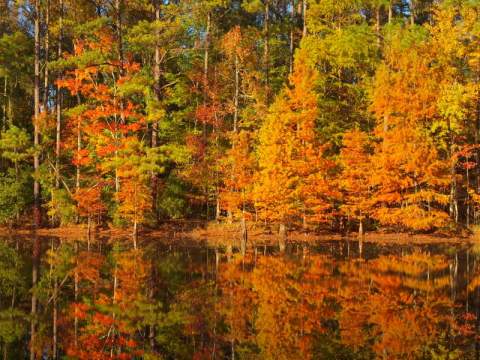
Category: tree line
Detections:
[{"x1": 1, "y1": 0, "x2": 480, "y2": 235}]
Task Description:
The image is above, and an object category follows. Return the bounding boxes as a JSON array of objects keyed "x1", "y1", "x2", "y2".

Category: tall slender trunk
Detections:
[
  {"x1": 289, "y1": 0, "x2": 295, "y2": 75},
  {"x1": 240, "y1": 217, "x2": 247, "y2": 257},
  {"x1": 2, "y1": 76, "x2": 6, "y2": 130},
  {"x1": 33, "y1": 0, "x2": 41, "y2": 228},
  {"x1": 278, "y1": 223, "x2": 286, "y2": 253},
  {"x1": 388, "y1": 0, "x2": 392, "y2": 24},
  {"x1": 448, "y1": 119, "x2": 458, "y2": 223},
  {"x1": 358, "y1": 218, "x2": 364, "y2": 238},
  {"x1": 76, "y1": 116, "x2": 81, "y2": 192},
  {"x1": 204, "y1": 12, "x2": 210, "y2": 219},
  {"x1": 233, "y1": 52, "x2": 239, "y2": 133},
  {"x1": 203, "y1": 12, "x2": 210, "y2": 139},
  {"x1": 302, "y1": 0, "x2": 307, "y2": 38},
  {"x1": 264, "y1": 1, "x2": 270, "y2": 102},
  {"x1": 410, "y1": 0, "x2": 415, "y2": 25},
  {"x1": 375, "y1": 5, "x2": 381, "y2": 48},
  {"x1": 43, "y1": 0, "x2": 49, "y2": 110},
  {"x1": 115, "y1": 0, "x2": 124, "y2": 76},
  {"x1": 55, "y1": 0, "x2": 63, "y2": 190},
  {"x1": 151, "y1": 0, "x2": 161, "y2": 221},
  {"x1": 31, "y1": 3, "x2": 42, "y2": 356}
]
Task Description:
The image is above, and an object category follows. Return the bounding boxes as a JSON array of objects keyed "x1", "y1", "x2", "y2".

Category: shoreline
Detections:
[{"x1": 0, "y1": 222, "x2": 474, "y2": 246}]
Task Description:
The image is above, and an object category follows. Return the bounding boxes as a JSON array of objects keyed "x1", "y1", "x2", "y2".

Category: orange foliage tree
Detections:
[
  {"x1": 58, "y1": 29, "x2": 157, "y2": 239},
  {"x1": 369, "y1": 33, "x2": 451, "y2": 231},
  {"x1": 254, "y1": 47, "x2": 338, "y2": 229}
]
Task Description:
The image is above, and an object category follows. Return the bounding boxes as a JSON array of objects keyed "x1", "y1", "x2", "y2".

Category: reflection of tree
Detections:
[
  {"x1": 6, "y1": 237, "x2": 480, "y2": 359},
  {"x1": 215, "y1": 254, "x2": 338, "y2": 360},
  {"x1": 213, "y1": 250, "x2": 477, "y2": 359},
  {"x1": 336, "y1": 251, "x2": 462, "y2": 359},
  {"x1": 63, "y1": 247, "x2": 148, "y2": 359},
  {"x1": 0, "y1": 241, "x2": 27, "y2": 359}
]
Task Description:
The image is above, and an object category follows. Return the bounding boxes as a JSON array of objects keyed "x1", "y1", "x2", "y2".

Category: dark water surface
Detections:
[{"x1": 1, "y1": 235, "x2": 479, "y2": 359}]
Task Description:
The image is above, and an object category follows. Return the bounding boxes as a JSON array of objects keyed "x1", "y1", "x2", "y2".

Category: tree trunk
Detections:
[
  {"x1": 151, "y1": 0, "x2": 161, "y2": 222},
  {"x1": 233, "y1": 52, "x2": 239, "y2": 133},
  {"x1": 289, "y1": 0, "x2": 295, "y2": 75},
  {"x1": 115, "y1": 0, "x2": 124, "y2": 74},
  {"x1": 33, "y1": 0, "x2": 41, "y2": 229},
  {"x1": 43, "y1": 0, "x2": 49, "y2": 110},
  {"x1": 133, "y1": 220, "x2": 138, "y2": 249},
  {"x1": 2, "y1": 76, "x2": 6, "y2": 130},
  {"x1": 264, "y1": 0, "x2": 270, "y2": 102},
  {"x1": 203, "y1": 13, "x2": 210, "y2": 219},
  {"x1": 388, "y1": 0, "x2": 392, "y2": 24},
  {"x1": 55, "y1": 0, "x2": 63, "y2": 190},
  {"x1": 358, "y1": 218, "x2": 364, "y2": 238},
  {"x1": 240, "y1": 217, "x2": 247, "y2": 257},
  {"x1": 203, "y1": 12, "x2": 210, "y2": 138},
  {"x1": 278, "y1": 223, "x2": 286, "y2": 253},
  {"x1": 76, "y1": 116, "x2": 81, "y2": 192},
  {"x1": 410, "y1": 0, "x2": 415, "y2": 26},
  {"x1": 375, "y1": 5, "x2": 381, "y2": 48},
  {"x1": 302, "y1": 0, "x2": 307, "y2": 38}
]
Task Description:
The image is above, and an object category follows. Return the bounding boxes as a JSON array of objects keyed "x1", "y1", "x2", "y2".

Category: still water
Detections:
[{"x1": 0, "y1": 235, "x2": 479, "y2": 359}]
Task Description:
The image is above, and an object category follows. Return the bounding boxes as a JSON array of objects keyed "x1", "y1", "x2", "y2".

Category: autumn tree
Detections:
[
  {"x1": 255, "y1": 46, "x2": 337, "y2": 232},
  {"x1": 369, "y1": 28, "x2": 451, "y2": 231}
]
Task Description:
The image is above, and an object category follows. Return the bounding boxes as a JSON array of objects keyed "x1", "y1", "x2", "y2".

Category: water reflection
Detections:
[{"x1": 0, "y1": 236, "x2": 478, "y2": 359}]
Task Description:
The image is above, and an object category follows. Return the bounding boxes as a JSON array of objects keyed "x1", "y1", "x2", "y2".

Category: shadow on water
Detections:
[{"x1": 0, "y1": 234, "x2": 479, "y2": 359}]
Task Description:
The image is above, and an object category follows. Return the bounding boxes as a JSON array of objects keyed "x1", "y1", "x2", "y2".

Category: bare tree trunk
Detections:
[
  {"x1": 278, "y1": 223, "x2": 286, "y2": 253},
  {"x1": 33, "y1": 0, "x2": 41, "y2": 229},
  {"x1": 302, "y1": 0, "x2": 307, "y2": 38},
  {"x1": 410, "y1": 0, "x2": 415, "y2": 26},
  {"x1": 115, "y1": 0, "x2": 124, "y2": 75},
  {"x1": 30, "y1": 2, "x2": 42, "y2": 356},
  {"x1": 55, "y1": 0, "x2": 63, "y2": 190},
  {"x1": 264, "y1": 0, "x2": 270, "y2": 102},
  {"x1": 133, "y1": 220, "x2": 138, "y2": 249},
  {"x1": 2, "y1": 76, "x2": 6, "y2": 130},
  {"x1": 388, "y1": 0, "x2": 392, "y2": 24},
  {"x1": 43, "y1": 0, "x2": 49, "y2": 110},
  {"x1": 202, "y1": 13, "x2": 211, "y2": 220},
  {"x1": 76, "y1": 117, "x2": 81, "y2": 192},
  {"x1": 240, "y1": 217, "x2": 247, "y2": 257},
  {"x1": 203, "y1": 12, "x2": 210, "y2": 138},
  {"x1": 375, "y1": 5, "x2": 381, "y2": 48},
  {"x1": 289, "y1": 0, "x2": 295, "y2": 75},
  {"x1": 151, "y1": 0, "x2": 161, "y2": 222},
  {"x1": 233, "y1": 52, "x2": 239, "y2": 133}
]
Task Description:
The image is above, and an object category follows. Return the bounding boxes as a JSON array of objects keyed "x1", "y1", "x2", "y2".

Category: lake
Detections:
[{"x1": 0, "y1": 235, "x2": 479, "y2": 359}]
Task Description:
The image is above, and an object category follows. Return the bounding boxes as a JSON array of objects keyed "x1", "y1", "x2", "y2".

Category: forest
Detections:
[
  {"x1": 1, "y1": 0, "x2": 480, "y2": 237},
  {"x1": 3, "y1": 1, "x2": 480, "y2": 359}
]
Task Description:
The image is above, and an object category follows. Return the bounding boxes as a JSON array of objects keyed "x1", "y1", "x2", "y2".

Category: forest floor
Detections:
[{"x1": 0, "y1": 221, "x2": 475, "y2": 246}]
